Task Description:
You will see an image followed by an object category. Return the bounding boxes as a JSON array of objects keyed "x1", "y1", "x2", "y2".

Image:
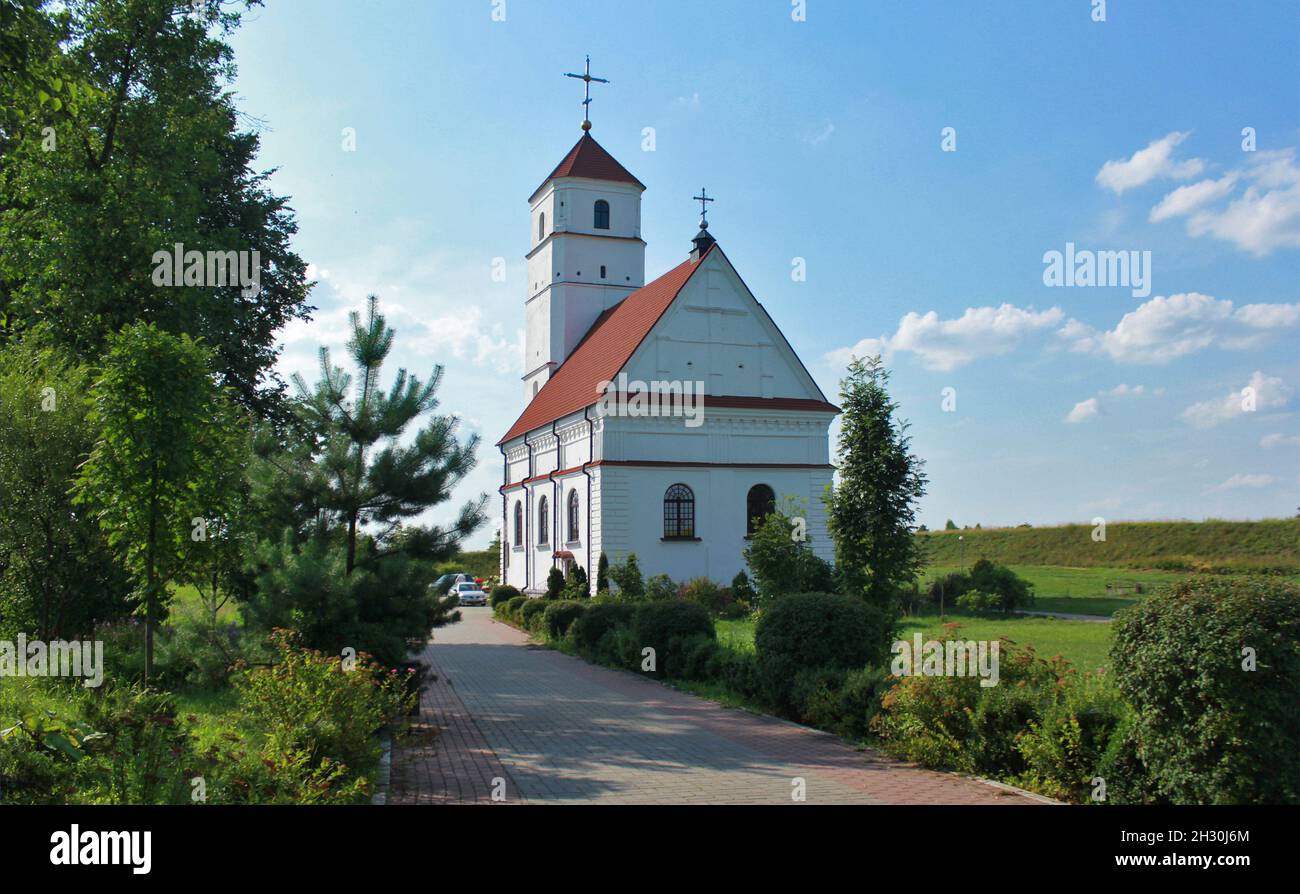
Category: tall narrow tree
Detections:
[
  {"x1": 74, "y1": 323, "x2": 243, "y2": 681},
  {"x1": 826, "y1": 356, "x2": 928, "y2": 610}
]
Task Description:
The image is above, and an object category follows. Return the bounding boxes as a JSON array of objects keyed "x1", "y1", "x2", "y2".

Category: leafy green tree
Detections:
[
  {"x1": 945, "y1": 519, "x2": 957, "y2": 530},
  {"x1": 0, "y1": 336, "x2": 130, "y2": 638},
  {"x1": 74, "y1": 323, "x2": 242, "y2": 681},
  {"x1": 826, "y1": 356, "x2": 927, "y2": 610},
  {"x1": 742, "y1": 505, "x2": 833, "y2": 606},
  {"x1": 608, "y1": 553, "x2": 644, "y2": 600},
  {"x1": 0, "y1": 0, "x2": 311, "y2": 418},
  {"x1": 288, "y1": 295, "x2": 485, "y2": 575}
]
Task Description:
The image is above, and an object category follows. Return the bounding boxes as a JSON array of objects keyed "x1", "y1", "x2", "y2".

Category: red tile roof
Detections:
[
  {"x1": 498, "y1": 249, "x2": 708, "y2": 444},
  {"x1": 531, "y1": 133, "x2": 646, "y2": 199}
]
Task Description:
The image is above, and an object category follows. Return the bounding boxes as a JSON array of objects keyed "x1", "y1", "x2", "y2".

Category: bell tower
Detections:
[{"x1": 523, "y1": 60, "x2": 646, "y2": 402}]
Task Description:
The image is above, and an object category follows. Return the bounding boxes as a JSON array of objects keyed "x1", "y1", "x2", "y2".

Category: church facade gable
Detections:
[{"x1": 618, "y1": 247, "x2": 827, "y2": 404}]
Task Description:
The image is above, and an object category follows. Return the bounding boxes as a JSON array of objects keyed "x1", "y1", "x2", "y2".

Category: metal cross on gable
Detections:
[
  {"x1": 693, "y1": 187, "x2": 715, "y2": 227},
  {"x1": 564, "y1": 55, "x2": 609, "y2": 131}
]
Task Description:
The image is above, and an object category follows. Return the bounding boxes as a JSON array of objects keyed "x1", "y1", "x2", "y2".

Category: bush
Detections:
[
  {"x1": 543, "y1": 601, "x2": 587, "y2": 640},
  {"x1": 234, "y1": 629, "x2": 408, "y2": 777},
  {"x1": 608, "y1": 554, "x2": 645, "y2": 599},
  {"x1": 663, "y1": 632, "x2": 721, "y2": 680},
  {"x1": 246, "y1": 533, "x2": 459, "y2": 666},
  {"x1": 569, "y1": 602, "x2": 637, "y2": 654},
  {"x1": 755, "y1": 593, "x2": 894, "y2": 713},
  {"x1": 714, "y1": 648, "x2": 761, "y2": 700},
  {"x1": 928, "y1": 561, "x2": 1033, "y2": 614},
  {"x1": 1110, "y1": 576, "x2": 1300, "y2": 804},
  {"x1": 1014, "y1": 672, "x2": 1129, "y2": 802},
  {"x1": 595, "y1": 625, "x2": 642, "y2": 670},
  {"x1": 743, "y1": 510, "x2": 835, "y2": 606},
  {"x1": 545, "y1": 567, "x2": 566, "y2": 600},
  {"x1": 792, "y1": 666, "x2": 889, "y2": 740},
  {"x1": 645, "y1": 573, "x2": 677, "y2": 601},
  {"x1": 1093, "y1": 711, "x2": 1162, "y2": 805},
  {"x1": 491, "y1": 585, "x2": 520, "y2": 609},
  {"x1": 156, "y1": 602, "x2": 264, "y2": 690},
  {"x1": 563, "y1": 565, "x2": 589, "y2": 599},
  {"x1": 872, "y1": 638, "x2": 1063, "y2": 776},
  {"x1": 503, "y1": 595, "x2": 528, "y2": 621},
  {"x1": 968, "y1": 559, "x2": 1034, "y2": 613},
  {"x1": 954, "y1": 589, "x2": 1001, "y2": 614},
  {"x1": 633, "y1": 600, "x2": 715, "y2": 676},
  {"x1": 873, "y1": 671, "x2": 981, "y2": 768},
  {"x1": 519, "y1": 598, "x2": 549, "y2": 632},
  {"x1": 680, "y1": 577, "x2": 728, "y2": 615}
]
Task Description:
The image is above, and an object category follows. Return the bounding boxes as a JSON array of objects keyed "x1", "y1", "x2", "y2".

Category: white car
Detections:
[{"x1": 453, "y1": 581, "x2": 487, "y2": 606}]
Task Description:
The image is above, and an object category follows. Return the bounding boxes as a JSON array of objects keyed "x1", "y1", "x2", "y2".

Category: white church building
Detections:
[{"x1": 497, "y1": 118, "x2": 838, "y2": 595}]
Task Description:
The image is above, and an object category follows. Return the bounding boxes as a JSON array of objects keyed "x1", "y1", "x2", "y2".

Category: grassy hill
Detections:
[{"x1": 918, "y1": 518, "x2": 1300, "y2": 573}]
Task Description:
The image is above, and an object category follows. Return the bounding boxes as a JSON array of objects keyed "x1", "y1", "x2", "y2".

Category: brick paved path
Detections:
[{"x1": 390, "y1": 607, "x2": 1046, "y2": 805}]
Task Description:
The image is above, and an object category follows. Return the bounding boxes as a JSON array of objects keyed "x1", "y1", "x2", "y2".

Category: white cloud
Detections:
[
  {"x1": 1151, "y1": 149, "x2": 1300, "y2": 256},
  {"x1": 1061, "y1": 293, "x2": 1300, "y2": 364},
  {"x1": 1065, "y1": 398, "x2": 1099, "y2": 424},
  {"x1": 1211, "y1": 473, "x2": 1278, "y2": 491},
  {"x1": 1149, "y1": 174, "x2": 1238, "y2": 222},
  {"x1": 1096, "y1": 132, "x2": 1204, "y2": 194},
  {"x1": 1180, "y1": 370, "x2": 1294, "y2": 429},
  {"x1": 1261, "y1": 433, "x2": 1300, "y2": 449},
  {"x1": 1107, "y1": 383, "x2": 1145, "y2": 396},
  {"x1": 826, "y1": 304, "x2": 1063, "y2": 371}
]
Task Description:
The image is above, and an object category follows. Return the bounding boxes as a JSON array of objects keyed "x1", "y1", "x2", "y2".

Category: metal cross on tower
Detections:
[
  {"x1": 564, "y1": 55, "x2": 609, "y2": 131},
  {"x1": 693, "y1": 187, "x2": 715, "y2": 228}
]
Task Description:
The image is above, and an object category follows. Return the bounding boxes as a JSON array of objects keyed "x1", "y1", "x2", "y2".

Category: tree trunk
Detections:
[
  {"x1": 346, "y1": 511, "x2": 358, "y2": 576},
  {"x1": 144, "y1": 473, "x2": 159, "y2": 685}
]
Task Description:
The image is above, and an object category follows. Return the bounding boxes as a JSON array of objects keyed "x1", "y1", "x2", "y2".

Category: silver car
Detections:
[{"x1": 453, "y1": 581, "x2": 487, "y2": 606}]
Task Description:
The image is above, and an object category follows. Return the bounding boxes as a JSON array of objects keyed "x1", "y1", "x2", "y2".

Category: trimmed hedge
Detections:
[
  {"x1": 754, "y1": 592, "x2": 893, "y2": 712},
  {"x1": 519, "y1": 598, "x2": 548, "y2": 631},
  {"x1": 490, "y1": 585, "x2": 520, "y2": 609},
  {"x1": 543, "y1": 601, "x2": 587, "y2": 640},
  {"x1": 633, "y1": 600, "x2": 715, "y2": 676},
  {"x1": 1111, "y1": 576, "x2": 1300, "y2": 804},
  {"x1": 501, "y1": 595, "x2": 528, "y2": 621},
  {"x1": 569, "y1": 603, "x2": 637, "y2": 654}
]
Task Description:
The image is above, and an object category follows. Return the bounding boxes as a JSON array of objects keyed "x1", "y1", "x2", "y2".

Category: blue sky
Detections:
[{"x1": 228, "y1": 0, "x2": 1300, "y2": 545}]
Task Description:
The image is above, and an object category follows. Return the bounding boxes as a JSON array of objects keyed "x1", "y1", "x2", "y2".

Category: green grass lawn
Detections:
[
  {"x1": 920, "y1": 563, "x2": 1189, "y2": 616},
  {"x1": 717, "y1": 611, "x2": 1114, "y2": 672}
]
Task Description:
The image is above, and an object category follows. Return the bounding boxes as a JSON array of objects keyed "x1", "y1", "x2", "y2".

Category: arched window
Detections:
[
  {"x1": 537, "y1": 496, "x2": 549, "y2": 545},
  {"x1": 513, "y1": 501, "x2": 523, "y2": 546},
  {"x1": 538, "y1": 212, "x2": 545, "y2": 241},
  {"x1": 593, "y1": 200, "x2": 610, "y2": 229},
  {"x1": 663, "y1": 484, "x2": 695, "y2": 539},
  {"x1": 746, "y1": 484, "x2": 776, "y2": 537},
  {"x1": 567, "y1": 490, "x2": 580, "y2": 543}
]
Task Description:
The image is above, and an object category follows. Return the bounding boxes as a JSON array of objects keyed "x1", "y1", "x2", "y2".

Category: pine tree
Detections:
[
  {"x1": 291, "y1": 296, "x2": 486, "y2": 576},
  {"x1": 826, "y1": 356, "x2": 928, "y2": 610},
  {"x1": 596, "y1": 552, "x2": 610, "y2": 593}
]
